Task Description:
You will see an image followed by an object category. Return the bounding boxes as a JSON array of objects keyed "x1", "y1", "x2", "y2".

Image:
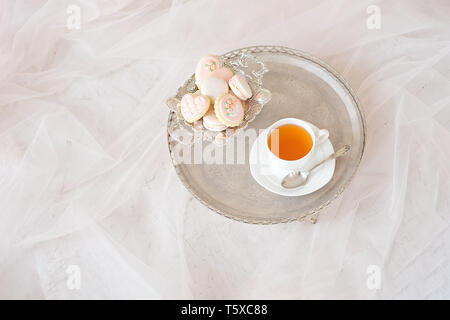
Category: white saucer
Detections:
[{"x1": 249, "y1": 127, "x2": 335, "y2": 197}]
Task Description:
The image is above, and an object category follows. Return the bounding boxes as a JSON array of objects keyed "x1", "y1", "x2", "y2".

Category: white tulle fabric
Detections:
[{"x1": 0, "y1": 0, "x2": 449, "y2": 299}]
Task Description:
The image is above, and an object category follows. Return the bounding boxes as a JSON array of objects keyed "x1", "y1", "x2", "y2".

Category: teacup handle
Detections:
[{"x1": 316, "y1": 129, "x2": 329, "y2": 145}]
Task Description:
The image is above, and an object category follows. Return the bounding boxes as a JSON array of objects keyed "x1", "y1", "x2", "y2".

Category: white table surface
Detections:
[{"x1": 0, "y1": 0, "x2": 449, "y2": 299}]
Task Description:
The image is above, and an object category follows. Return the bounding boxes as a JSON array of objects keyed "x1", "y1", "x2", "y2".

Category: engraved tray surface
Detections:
[{"x1": 167, "y1": 46, "x2": 366, "y2": 224}]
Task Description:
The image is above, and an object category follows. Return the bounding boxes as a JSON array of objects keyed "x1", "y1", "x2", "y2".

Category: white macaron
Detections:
[
  {"x1": 228, "y1": 74, "x2": 252, "y2": 100},
  {"x1": 202, "y1": 109, "x2": 227, "y2": 131},
  {"x1": 201, "y1": 77, "x2": 228, "y2": 101}
]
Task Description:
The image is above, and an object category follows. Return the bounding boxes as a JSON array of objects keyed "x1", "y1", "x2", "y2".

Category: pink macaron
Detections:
[
  {"x1": 209, "y1": 67, "x2": 234, "y2": 83},
  {"x1": 228, "y1": 74, "x2": 252, "y2": 101}
]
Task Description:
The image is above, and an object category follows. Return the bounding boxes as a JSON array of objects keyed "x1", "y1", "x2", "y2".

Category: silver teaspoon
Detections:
[{"x1": 281, "y1": 145, "x2": 351, "y2": 189}]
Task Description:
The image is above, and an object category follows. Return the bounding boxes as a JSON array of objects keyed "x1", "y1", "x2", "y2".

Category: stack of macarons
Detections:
[{"x1": 179, "y1": 55, "x2": 253, "y2": 131}]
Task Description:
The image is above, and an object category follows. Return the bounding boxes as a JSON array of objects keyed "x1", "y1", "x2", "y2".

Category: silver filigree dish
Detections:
[{"x1": 166, "y1": 52, "x2": 272, "y2": 145}]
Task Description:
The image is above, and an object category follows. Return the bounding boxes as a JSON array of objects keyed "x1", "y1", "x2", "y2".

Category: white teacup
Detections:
[{"x1": 262, "y1": 118, "x2": 329, "y2": 172}]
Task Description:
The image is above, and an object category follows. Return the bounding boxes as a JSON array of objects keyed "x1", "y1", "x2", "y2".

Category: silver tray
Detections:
[{"x1": 167, "y1": 46, "x2": 366, "y2": 224}]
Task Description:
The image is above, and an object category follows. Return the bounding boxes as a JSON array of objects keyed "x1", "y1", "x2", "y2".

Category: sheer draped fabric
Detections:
[{"x1": 0, "y1": 0, "x2": 449, "y2": 299}]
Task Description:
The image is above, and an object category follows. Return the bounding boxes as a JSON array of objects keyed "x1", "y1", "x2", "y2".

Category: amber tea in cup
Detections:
[{"x1": 268, "y1": 124, "x2": 313, "y2": 160}]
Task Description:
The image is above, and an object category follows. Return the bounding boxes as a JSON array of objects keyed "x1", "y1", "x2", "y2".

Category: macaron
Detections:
[
  {"x1": 202, "y1": 109, "x2": 227, "y2": 132},
  {"x1": 209, "y1": 67, "x2": 234, "y2": 83},
  {"x1": 195, "y1": 55, "x2": 223, "y2": 88},
  {"x1": 201, "y1": 76, "x2": 228, "y2": 101},
  {"x1": 180, "y1": 92, "x2": 210, "y2": 123},
  {"x1": 214, "y1": 93, "x2": 244, "y2": 127},
  {"x1": 228, "y1": 74, "x2": 252, "y2": 100}
]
